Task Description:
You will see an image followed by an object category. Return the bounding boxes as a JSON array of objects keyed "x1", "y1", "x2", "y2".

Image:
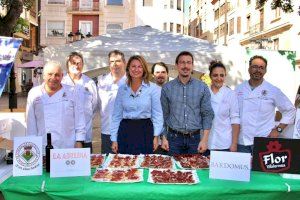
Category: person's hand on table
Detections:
[
  {"x1": 112, "y1": 142, "x2": 118, "y2": 153},
  {"x1": 229, "y1": 143, "x2": 238, "y2": 152},
  {"x1": 75, "y1": 141, "x2": 83, "y2": 148},
  {"x1": 161, "y1": 136, "x2": 169, "y2": 151},
  {"x1": 198, "y1": 140, "x2": 207, "y2": 153},
  {"x1": 153, "y1": 136, "x2": 159, "y2": 152}
]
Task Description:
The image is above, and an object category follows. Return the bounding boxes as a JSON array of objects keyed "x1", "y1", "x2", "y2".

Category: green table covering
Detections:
[{"x1": 1, "y1": 169, "x2": 300, "y2": 200}]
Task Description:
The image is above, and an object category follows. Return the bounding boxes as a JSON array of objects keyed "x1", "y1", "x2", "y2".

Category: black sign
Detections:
[{"x1": 252, "y1": 137, "x2": 300, "y2": 174}]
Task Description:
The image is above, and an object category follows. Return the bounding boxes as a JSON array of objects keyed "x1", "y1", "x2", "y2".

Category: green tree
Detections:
[
  {"x1": 0, "y1": 0, "x2": 33, "y2": 36},
  {"x1": 256, "y1": 0, "x2": 295, "y2": 13}
]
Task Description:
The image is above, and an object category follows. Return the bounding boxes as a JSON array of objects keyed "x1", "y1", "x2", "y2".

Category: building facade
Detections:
[
  {"x1": 40, "y1": 0, "x2": 185, "y2": 46},
  {"x1": 187, "y1": 0, "x2": 300, "y2": 67}
]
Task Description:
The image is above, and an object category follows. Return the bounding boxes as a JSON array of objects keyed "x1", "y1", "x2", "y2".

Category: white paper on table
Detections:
[
  {"x1": 50, "y1": 148, "x2": 91, "y2": 178},
  {"x1": 209, "y1": 151, "x2": 251, "y2": 182}
]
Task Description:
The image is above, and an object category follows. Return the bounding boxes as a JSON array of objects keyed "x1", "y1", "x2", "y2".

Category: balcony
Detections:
[
  {"x1": 67, "y1": 1, "x2": 100, "y2": 13},
  {"x1": 249, "y1": 23, "x2": 263, "y2": 36}
]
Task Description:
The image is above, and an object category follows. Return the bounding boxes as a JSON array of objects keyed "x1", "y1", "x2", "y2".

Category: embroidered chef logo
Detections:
[
  {"x1": 259, "y1": 141, "x2": 291, "y2": 173},
  {"x1": 261, "y1": 90, "x2": 267, "y2": 96},
  {"x1": 15, "y1": 142, "x2": 40, "y2": 170}
]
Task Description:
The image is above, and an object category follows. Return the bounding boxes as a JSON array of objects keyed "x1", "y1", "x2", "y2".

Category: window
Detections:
[
  {"x1": 177, "y1": 0, "x2": 182, "y2": 11},
  {"x1": 220, "y1": 23, "x2": 227, "y2": 36},
  {"x1": 189, "y1": 6, "x2": 191, "y2": 17},
  {"x1": 259, "y1": 8, "x2": 264, "y2": 31},
  {"x1": 106, "y1": 23, "x2": 122, "y2": 34},
  {"x1": 214, "y1": 8, "x2": 219, "y2": 20},
  {"x1": 214, "y1": 27, "x2": 219, "y2": 38},
  {"x1": 247, "y1": 0, "x2": 251, "y2": 5},
  {"x1": 107, "y1": 0, "x2": 123, "y2": 6},
  {"x1": 163, "y1": 23, "x2": 167, "y2": 31},
  {"x1": 237, "y1": 16, "x2": 241, "y2": 33},
  {"x1": 143, "y1": 0, "x2": 153, "y2": 6},
  {"x1": 170, "y1": 0, "x2": 174, "y2": 9},
  {"x1": 274, "y1": 7, "x2": 281, "y2": 19},
  {"x1": 79, "y1": 21, "x2": 93, "y2": 35},
  {"x1": 229, "y1": 18, "x2": 234, "y2": 35},
  {"x1": 47, "y1": 0, "x2": 65, "y2": 4},
  {"x1": 80, "y1": 0, "x2": 92, "y2": 9},
  {"x1": 273, "y1": 38, "x2": 279, "y2": 50},
  {"x1": 246, "y1": 15, "x2": 251, "y2": 32},
  {"x1": 176, "y1": 24, "x2": 181, "y2": 33},
  {"x1": 170, "y1": 22, "x2": 173, "y2": 32},
  {"x1": 47, "y1": 21, "x2": 64, "y2": 37}
]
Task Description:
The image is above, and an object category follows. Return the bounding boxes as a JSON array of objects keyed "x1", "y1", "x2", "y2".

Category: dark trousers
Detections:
[
  {"x1": 101, "y1": 134, "x2": 112, "y2": 154},
  {"x1": 83, "y1": 142, "x2": 92, "y2": 153},
  {"x1": 118, "y1": 119, "x2": 153, "y2": 155}
]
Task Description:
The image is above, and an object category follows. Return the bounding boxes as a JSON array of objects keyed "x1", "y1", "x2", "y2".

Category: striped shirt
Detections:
[{"x1": 161, "y1": 77, "x2": 214, "y2": 134}]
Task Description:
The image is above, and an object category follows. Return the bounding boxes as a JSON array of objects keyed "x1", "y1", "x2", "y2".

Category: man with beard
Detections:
[
  {"x1": 26, "y1": 61, "x2": 86, "y2": 151},
  {"x1": 160, "y1": 51, "x2": 214, "y2": 155},
  {"x1": 235, "y1": 55, "x2": 295, "y2": 153},
  {"x1": 151, "y1": 62, "x2": 169, "y2": 86}
]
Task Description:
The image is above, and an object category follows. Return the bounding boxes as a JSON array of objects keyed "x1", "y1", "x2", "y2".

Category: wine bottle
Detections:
[{"x1": 45, "y1": 133, "x2": 53, "y2": 172}]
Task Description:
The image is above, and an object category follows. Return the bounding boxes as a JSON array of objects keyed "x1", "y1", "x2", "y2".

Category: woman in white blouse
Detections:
[
  {"x1": 207, "y1": 61, "x2": 240, "y2": 154},
  {"x1": 110, "y1": 55, "x2": 163, "y2": 154}
]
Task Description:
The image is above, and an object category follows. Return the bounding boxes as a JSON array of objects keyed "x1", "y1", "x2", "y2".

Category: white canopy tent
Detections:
[
  {"x1": 43, "y1": 26, "x2": 245, "y2": 83},
  {"x1": 43, "y1": 26, "x2": 299, "y2": 102}
]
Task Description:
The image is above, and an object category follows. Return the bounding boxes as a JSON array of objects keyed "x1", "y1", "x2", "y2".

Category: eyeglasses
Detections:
[
  {"x1": 251, "y1": 65, "x2": 265, "y2": 70},
  {"x1": 178, "y1": 61, "x2": 193, "y2": 65}
]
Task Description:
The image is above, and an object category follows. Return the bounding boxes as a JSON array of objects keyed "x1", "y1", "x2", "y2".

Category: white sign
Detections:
[
  {"x1": 13, "y1": 136, "x2": 43, "y2": 177},
  {"x1": 50, "y1": 148, "x2": 90, "y2": 178},
  {"x1": 209, "y1": 151, "x2": 251, "y2": 182}
]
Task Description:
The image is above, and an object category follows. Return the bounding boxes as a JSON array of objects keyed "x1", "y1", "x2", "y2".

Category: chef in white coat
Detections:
[
  {"x1": 207, "y1": 61, "x2": 240, "y2": 154},
  {"x1": 26, "y1": 61, "x2": 86, "y2": 151},
  {"x1": 62, "y1": 52, "x2": 98, "y2": 150},
  {"x1": 235, "y1": 55, "x2": 296, "y2": 153}
]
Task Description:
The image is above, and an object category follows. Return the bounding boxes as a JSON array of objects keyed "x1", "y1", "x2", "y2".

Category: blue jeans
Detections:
[
  {"x1": 237, "y1": 144, "x2": 253, "y2": 154},
  {"x1": 167, "y1": 132, "x2": 200, "y2": 155}
]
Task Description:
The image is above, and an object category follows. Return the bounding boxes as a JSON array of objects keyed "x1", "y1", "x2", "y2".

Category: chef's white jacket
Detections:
[
  {"x1": 235, "y1": 80, "x2": 296, "y2": 145},
  {"x1": 62, "y1": 74, "x2": 98, "y2": 143},
  {"x1": 208, "y1": 86, "x2": 240, "y2": 150},
  {"x1": 26, "y1": 83, "x2": 86, "y2": 151}
]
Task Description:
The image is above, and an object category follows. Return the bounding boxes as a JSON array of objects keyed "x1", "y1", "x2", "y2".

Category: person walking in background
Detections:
[
  {"x1": 235, "y1": 55, "x2": 295, "y2": 153},
  {"x1": 98, "y1": 50, "x2": 127, "y2": 153},
  {"x1": 26, "y1": 61, "x2": 86, "y2": 150},
  {"x1": 207, "y1": 60, "x2": 240, "y2": 155},
  {"x1": 62, "y1": 52, "x2": 98, "y2": 150},
  {"x1": 110, "y1": 55, "x2": 163, "y2": 154},
  {"x1": 160, "y1": 51, "x2": 214, "y2": 155}
]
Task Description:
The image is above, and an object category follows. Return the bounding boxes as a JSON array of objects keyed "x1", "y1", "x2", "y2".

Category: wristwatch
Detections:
[{"x1": 276, "y1": 127, "x2": 283, "y2": 134}]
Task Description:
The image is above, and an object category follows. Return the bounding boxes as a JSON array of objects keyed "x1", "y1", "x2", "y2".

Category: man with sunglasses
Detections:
[{"x1": 235, "y1": 55, "x2": 296, "y2": 154}]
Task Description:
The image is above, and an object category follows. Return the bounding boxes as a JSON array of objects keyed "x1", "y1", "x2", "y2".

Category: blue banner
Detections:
[{"x1": 0, "y1": 37, "x2": 22, "y2": 97}]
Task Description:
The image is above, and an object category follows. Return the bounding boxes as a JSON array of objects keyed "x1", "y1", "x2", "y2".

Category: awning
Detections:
[{"x1": 17, "y1": 60, "x2": 44, "y2": 68}]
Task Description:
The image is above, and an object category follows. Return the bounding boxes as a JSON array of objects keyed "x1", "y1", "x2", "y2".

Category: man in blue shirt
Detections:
[{"x1": 160, "y1": 51, "x2": 214, "y2": 155}]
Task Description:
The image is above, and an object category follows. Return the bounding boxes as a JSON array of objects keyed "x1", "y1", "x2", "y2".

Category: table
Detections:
[{"x1": 0, "y1": 169, "x2": 300, "y2": 200}]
